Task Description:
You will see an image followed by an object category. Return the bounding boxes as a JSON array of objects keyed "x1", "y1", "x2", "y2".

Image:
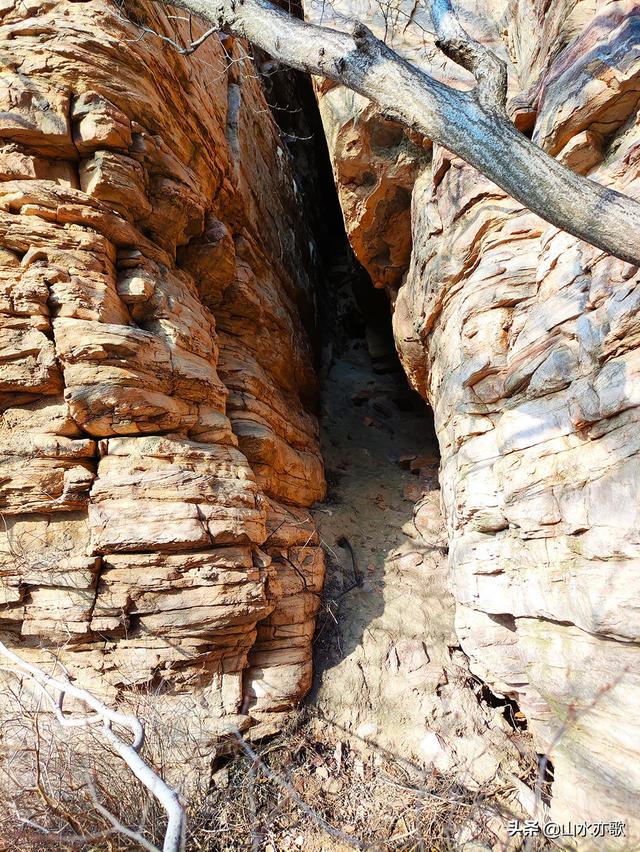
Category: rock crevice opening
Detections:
[{"x1": 1, "y1": 0, "x2": 640, "y2": 841}]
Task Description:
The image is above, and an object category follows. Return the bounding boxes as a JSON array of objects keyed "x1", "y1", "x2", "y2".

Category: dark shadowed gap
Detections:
[
  {"x1": 247, "y1": 48, "x2": 547, "y2": 831},
  {"x1": 256, "y1": 46, "x2": 433, "y2": 410},
  {"x1": 260, "y1": 52, "x2": 537, "y2": 738}
]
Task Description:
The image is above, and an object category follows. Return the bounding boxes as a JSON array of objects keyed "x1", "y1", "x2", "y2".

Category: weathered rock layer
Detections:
[
  {"x1": 3, "y1": 0, "x2": 640, "y2": 837},
  {"x1": 309, "y1": 0, "x2": 640, "y2": 835},
  {"x1": 0, "y1": 0, "x2": 325, "y2": 731}
]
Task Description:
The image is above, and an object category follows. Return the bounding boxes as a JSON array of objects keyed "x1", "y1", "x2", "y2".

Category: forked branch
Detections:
[
  {"x1": 429, "y1": 0, "x2": 507, "y2": 111},
  {"x1": 0, "y1": 639, "x2": 186, "y2": 852},
  {"x1": 165, "y1": 0, "x2": 640, "y2": 267}
]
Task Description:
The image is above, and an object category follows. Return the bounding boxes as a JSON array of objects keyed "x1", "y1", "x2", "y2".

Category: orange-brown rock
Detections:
[{"x1": 0, "y1": 0, "x2": 325, "y2": 732}]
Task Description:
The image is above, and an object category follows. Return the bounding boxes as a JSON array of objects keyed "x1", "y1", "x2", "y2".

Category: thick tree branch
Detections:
[{"x1": 165, "y1": 0, "x2": 640, "y2": 267}]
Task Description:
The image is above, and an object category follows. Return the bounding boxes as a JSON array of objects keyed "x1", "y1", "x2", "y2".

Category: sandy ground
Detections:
[{"x1": 309, "y1": 301, "x2": 530, "y2": 797}]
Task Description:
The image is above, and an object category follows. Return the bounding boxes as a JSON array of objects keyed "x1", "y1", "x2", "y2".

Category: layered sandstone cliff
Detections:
[
  {"x1": 308, "y1": 0, "x2": 640, "y2": 834},
  {"x1": 3, "y1": 0, "x2": 640, "y2": 838},
  {"x1": 0, "y1": 0, "x2": 325, "y2": 733}
]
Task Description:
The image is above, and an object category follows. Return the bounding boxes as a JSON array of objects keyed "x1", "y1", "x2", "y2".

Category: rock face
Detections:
[
  {"x1": 0, "y1": 0, "x2": 325, "y2": 731},
  {"x1": 4, "y1": 0, "x2": 640, "y2": 836},
  {"x1": 309, "y1": 0, "x2": 640, "y2": 835}
]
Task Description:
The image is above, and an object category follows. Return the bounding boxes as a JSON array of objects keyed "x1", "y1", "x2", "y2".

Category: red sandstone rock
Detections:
[{"x1": 0, "y1": 0, "x2": 325, "y2": 729}]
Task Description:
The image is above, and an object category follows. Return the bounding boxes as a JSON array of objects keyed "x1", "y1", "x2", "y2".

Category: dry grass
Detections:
[
  {"x1": 0, "y1": 675, "x2": 545, "y2": 852},
  {"x1": 186, "y1": 709, "x2": 544, "y2": 852}
]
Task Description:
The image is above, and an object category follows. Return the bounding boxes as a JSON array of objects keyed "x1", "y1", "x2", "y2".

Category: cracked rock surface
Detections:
[
  {"x1": 0, "y1": 0, "x2": 325, "y2": 733},
  {"x1": 308, "y1": 0, "x2": 640, "y2": 835}
]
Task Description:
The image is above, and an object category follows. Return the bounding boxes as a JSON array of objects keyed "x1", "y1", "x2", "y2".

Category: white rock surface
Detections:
[{"x1": 308, "y1": 0, "x2": 640, "y2": 836}]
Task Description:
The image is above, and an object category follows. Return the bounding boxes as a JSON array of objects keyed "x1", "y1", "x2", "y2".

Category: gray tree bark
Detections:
[{"x1": 164, "y1": 0, "x2": 640, "y2": 266}]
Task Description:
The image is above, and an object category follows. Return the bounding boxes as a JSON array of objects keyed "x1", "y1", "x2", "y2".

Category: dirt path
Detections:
[{"x1": 309, "y1": 298, "x2": 527, "y2": 795}]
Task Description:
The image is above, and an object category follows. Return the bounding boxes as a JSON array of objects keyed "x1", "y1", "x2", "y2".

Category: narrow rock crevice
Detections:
[
  {"x1": 307, "y1": 254, "x2": 528, "y2": 788},
  {"x1": 259, "y1": 58, "x2": 535, "y2": 792}
]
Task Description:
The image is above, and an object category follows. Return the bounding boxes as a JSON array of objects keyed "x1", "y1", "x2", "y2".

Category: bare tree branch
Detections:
[
  {"x1": 162, "y1": 0, "x2": 640, "y2": 267},
  {"x1": 123, "y1": 18, "x2": 217, "y2": 54},
  {"x1": 87, "y1": 779, "x2": 162, "y2": 852},
  {"x1": 0, "y1": 639, "x2": 186, "y2": 852},
  {"x1": 429, "y1": 0, "x2": 507, "y2": 111}
]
